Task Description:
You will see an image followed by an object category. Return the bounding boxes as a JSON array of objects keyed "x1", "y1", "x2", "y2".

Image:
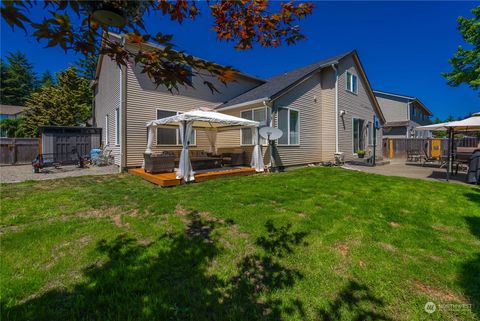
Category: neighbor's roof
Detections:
[
  {"x1": 0, "y1": 104, "x2": 26, "y2": 115},
  {"x1": 373, "y1": 90, "x2": 433, "y2": 116},
  {"x1": 216, "y1": 51, "x2": 353, "y2": 109},
  {"x1": 383, "y1": 120, "x2": 414, "y2": 127}
]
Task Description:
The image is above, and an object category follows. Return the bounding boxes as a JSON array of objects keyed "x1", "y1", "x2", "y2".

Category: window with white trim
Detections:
[
  {"x1": 346, "y1": 72, "x2": 358, "y2": 94},
  {"x1": 115, "y1": 108, "x2": 120, "y2": 145},
  {"x1": 104, "y1": 114, "x2": 109, "y2": 146},
  {"x1": 353, "y1": 118, "x2": 365, "y2": 153},
  {"x1": 277, "y1": 108, "x2": 299, "y2": 145},
  {"x1": 156, "y1": 109, "x2": 196, "y2": 145},
  {"x1": 367, "y1": 121, "x2": 373, "y2": 145},
  {"x1": 240, "y1": 107, "x2": 270, "y2": 145}
]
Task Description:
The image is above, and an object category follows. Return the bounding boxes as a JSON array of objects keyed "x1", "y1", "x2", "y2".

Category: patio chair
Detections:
[{"x1": 406, "y1": 149, "x2": 422, "y2": 163}]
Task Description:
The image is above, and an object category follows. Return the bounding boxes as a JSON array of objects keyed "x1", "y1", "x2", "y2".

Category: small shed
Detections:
[{"x1": 39, "y1": 126, "x2": 102, "y2": 160}]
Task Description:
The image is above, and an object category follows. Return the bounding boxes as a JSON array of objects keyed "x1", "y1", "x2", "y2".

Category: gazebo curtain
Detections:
[
  {"x1": 177, "y1": 121, "x2": 195, "y2": 182},
  {"x1": 251, "y1": 127, "x2": 264, "y2": 172},
  {"x1": 205, "y1": 129, "x2": 218, "y2": 154}
]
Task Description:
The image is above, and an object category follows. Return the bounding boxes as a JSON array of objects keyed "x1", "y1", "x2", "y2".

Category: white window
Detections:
[
  {"x1": 104, "y1": 114, "x2": 109, "y2": 146},
  {"x1": 346, "y1": 72, "x2": 358, "y2": 94},
  {"x1": 156, "y1": 109, "x2": 196, "y2": 145},
  {"x1": 240, "y1": 107, "x2": 270, "y2": 145},
  {"x1": 115, "y1": 108, "x2": 120, "y2": 145},
  {"x1": 353, "y1": 118, "x2": 365, "y2": 153},
  {"x1": 367, "y1": 121, "x2": 373, "y2": 145},
  {"x1": 277, "y1": 108, "x2": 300, "y2": 145}
]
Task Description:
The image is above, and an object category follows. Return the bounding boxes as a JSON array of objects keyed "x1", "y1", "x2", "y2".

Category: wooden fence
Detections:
[
  {"x1": 383, "y1": 137, "x2": 479, "y2": 159},
  {"x1": 0, "y1": 138, "x2": 39, "y2": 165}
]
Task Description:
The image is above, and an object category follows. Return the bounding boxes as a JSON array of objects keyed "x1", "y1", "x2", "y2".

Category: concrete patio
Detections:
[{"x1": 343, "y1": 160, "x2": 470, "y2": 184}]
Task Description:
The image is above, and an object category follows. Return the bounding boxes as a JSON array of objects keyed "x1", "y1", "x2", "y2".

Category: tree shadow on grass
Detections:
[
  {"x1": 316, "y1": 280, "x2": 393, "y2": 321},
  {"x1": 460, "y1": 216, "x2": 480, "y2": 319},
  {"x1": 2, "y1": 214, "x2": 308, "y2": 321}
]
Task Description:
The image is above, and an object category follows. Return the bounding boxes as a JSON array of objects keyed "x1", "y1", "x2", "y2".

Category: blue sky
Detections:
[{"x1": 1, "y1": 1, "x2": 478, "y2": 119}]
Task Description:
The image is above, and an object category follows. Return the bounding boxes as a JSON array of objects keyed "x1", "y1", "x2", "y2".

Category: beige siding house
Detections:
[
  {"x1": 373, "y1": 90, "x2": 432, "y2": 138},
  {"x1": 94, "y1": 36, "x2": 385, "y2": 171}
]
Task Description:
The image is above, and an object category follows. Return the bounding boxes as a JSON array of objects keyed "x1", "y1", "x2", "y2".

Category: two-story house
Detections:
[
  {"x1": 373, "y1": 90, "x2": 432, "y2": 138},
  {"x1": 93, "y1": 34, "x2": 385, "y2": 171}
]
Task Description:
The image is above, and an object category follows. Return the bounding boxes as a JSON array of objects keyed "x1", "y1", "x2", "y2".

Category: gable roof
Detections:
[
  {"x1": 216, "y1": 50, "x2": 386, "y2": 124},
  {"x1": 216, "y1": 51, "x2": 353, "y2": 109},
  {"x1": 373, "y1": 90, "x2": 432, "y2": 116},
  {"x1": 0, "y1": 104, "x2": 26, "y2": 115}
]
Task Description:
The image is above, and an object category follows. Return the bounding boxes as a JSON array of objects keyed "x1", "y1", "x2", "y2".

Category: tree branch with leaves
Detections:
[
  {"x1": 1, "y1": 0, "x2": 314, "y2": 93},
  {"x1": 443, "y1": 5, "x2": 480, "y2": 95}
]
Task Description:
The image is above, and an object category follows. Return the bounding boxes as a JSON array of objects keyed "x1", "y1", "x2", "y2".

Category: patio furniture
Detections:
[
  {"x1": 406, "y1": 149, "x2": 422, "y2": 163},
  {"x1": 144, "y1": 152, "x2": 175, "y2": 173},
  {"x1": 467, "y1": 149, "x2": 480, "y2": 184},
  {"x1": 176, "y1": 156, "x2": 223, "y2": 170},
  {"x1": 221, "y1": 149, "x2": 245, "y2": 167}
]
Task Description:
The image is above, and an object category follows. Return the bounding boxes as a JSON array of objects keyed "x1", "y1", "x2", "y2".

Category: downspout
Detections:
[
  {"x1": 331, "y1": 64, "x2": 339, "y2": 153},
  {"x1": 119, "y1": 34, "x2": 127, "y2": 172},
  {"x1": 263, "y1": 100, "x2": 273, "y2": 169}
]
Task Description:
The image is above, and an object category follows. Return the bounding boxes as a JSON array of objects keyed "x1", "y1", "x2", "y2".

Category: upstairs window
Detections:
[
  {"x1": 346, "y1": 72, "x2": 358, "y2": 94},
  {"x1": 240, "y1": 107, "x2": 270, "y2": 145},
  {"x1": 156, "y1": 109, "x2": 196, "y2": 145},
  {"x1": 277, "y1": 108, "x2": 300, "y2": 145}
]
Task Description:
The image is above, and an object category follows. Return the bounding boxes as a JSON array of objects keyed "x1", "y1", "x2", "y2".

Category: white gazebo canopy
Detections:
[
  {"x1": 145, "y1": 109, "x2": 264, "y2": 182},
  {"x1": 416, "y1": 112, "x2": 480, "y2": 181},
  {"x1": 416, "y1": 112, "x2": 480, "y2": 132}
]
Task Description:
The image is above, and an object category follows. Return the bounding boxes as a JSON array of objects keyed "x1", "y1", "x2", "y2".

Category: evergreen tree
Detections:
[
  {"x1": 0, "y1": 51, "x2": 37, "y2": 105},
  {"x1": 39, "y1": 70, "x2": 56, "y2": 87},
  {"x1": 21, "y1": 67, "x2": 91, "y2": 137},
  {"x1": 75, "y1": 53, "x2": 97, "y2": 81}
]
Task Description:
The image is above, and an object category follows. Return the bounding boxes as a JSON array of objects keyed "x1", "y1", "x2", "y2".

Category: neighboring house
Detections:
[
  {"x1": 373, "y1": 90, "x2": 432, "y2": 138},
  {"x1": 0, "y1": 104, "x2": 26, "y2": 120},
  {"x1": 0, "y1": 104, "x2": 26, "y2": 137},
  {"x1": 93, "y1": 34, "x2": 385, "y2": 170}
]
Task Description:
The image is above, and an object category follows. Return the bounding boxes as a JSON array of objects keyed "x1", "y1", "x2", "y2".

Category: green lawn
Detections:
[{"x1": 1, "y1": 167, "x2": 479, "y2": 321}]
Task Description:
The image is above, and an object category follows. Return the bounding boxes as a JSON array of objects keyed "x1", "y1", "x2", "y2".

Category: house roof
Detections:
[
  {"x1": 383, "y1": 120, "x2": 413, "y2": 127},
  {"x1": 373, "y1": 90, "x2": 433, "y2": 117},
  {"x1": 216, "y1": 51, "x2": 353, "y2": 109},
  {"x1": 0, "y1": 104, "x2": 26, "y2": 115}
]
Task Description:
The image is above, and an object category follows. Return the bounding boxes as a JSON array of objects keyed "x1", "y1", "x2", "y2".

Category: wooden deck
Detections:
[{"x1": 128, "y1": 167, "x2": 257, "y2": 187}]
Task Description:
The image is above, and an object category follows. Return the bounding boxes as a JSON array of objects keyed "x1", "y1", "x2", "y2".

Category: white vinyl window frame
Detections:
[
  {"x1": 115, "y1": 108, "x2": 120, "y2": 146},
  {"x1": 240, "y1": 107, "x2": 270, "y2": 146},
  {"x1": 346, "y1": 71, "x2": 358, "y2": 94},
  {"x1": 104, "y1": 114, "x2": 109, "y2": 146},
  {"x1": 276, "y1": 107, "x2": 300, "y2": 146},
  {"x1": 352, "y1": 117, "x2": 366, "y2": 154},
  {"x1": 367, "y1": 121, "x2": 373, "y2": 146},
  {"x1": 155, "y1": 108, "x2": 196, "y2": 146}
]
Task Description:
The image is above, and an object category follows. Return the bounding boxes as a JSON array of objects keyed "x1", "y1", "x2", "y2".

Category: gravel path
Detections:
[{"x1": 0, "y1": 164, "x2": 119, "y2": 183}]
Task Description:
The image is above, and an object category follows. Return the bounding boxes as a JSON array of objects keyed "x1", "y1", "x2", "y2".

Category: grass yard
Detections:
[{"x1": 1, "y1": 167, "x2": 479, "y2": 320}]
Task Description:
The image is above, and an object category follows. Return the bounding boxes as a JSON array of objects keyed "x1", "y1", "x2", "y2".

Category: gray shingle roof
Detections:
[
  {"x1": 216, "y1": 50, "x2": 354, "y2": 109},
  {"x1": 0, "y1": 104, "x2": 26, "y2": 115}
]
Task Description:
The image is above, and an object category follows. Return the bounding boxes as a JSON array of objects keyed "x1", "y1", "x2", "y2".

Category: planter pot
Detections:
[{"x1": 357, "y1": 154, "x2": 365, "y2": 159}]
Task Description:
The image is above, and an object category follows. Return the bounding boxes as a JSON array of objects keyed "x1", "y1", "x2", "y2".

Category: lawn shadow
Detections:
[
  {"x1": 316, "y1": 280, "x2": 393, "y2": 321},
  {"x1": 460, "y1": 216, "x2": 480, "y2": 318},
  {"x1": 2, "y1": 214, "x2": 308, "y2": 321}
]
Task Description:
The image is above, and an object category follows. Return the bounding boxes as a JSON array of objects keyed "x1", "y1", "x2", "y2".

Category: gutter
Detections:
[
  {"x1": 331, "y1": 64, "x2": 339, "y2": 153},
  {"x1": 215, "y1": 97, "x2": 270, "y2": 111},
  {"x1": 120, "y1": 34, "x2": 127, "y2": 172}
]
